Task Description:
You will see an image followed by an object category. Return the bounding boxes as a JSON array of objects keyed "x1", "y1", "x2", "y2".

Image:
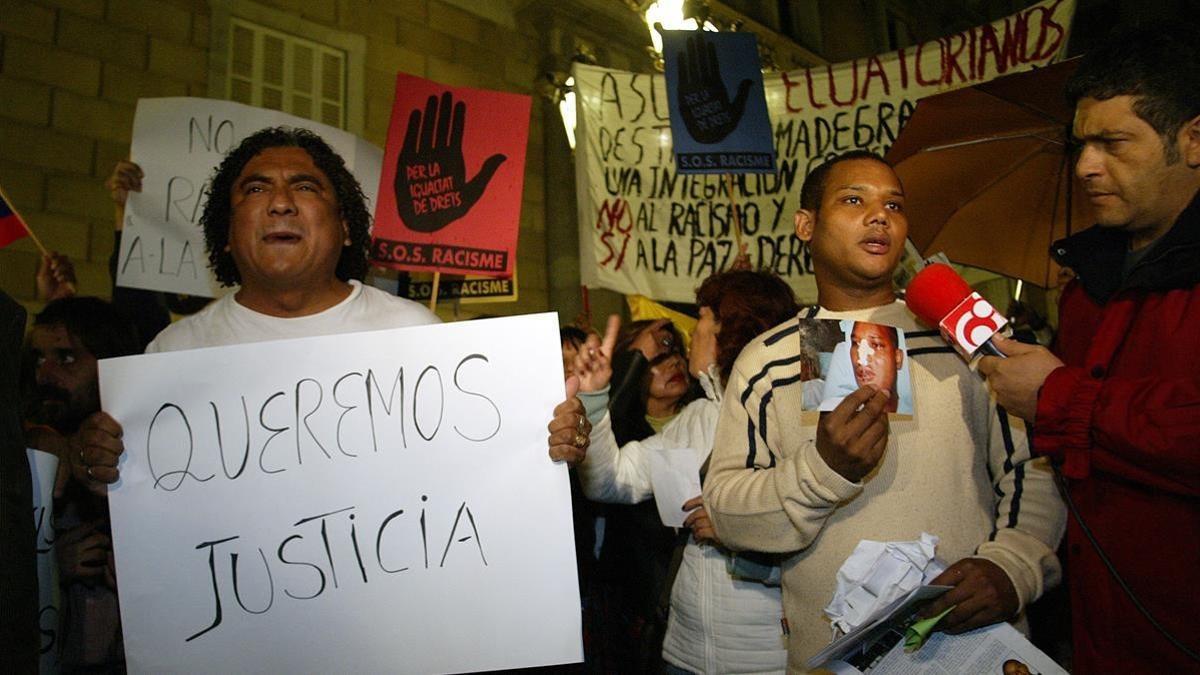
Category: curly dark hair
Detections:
[
  {"x1": 695, "y1": 269, "x2": 799, "y2": 384},
  {"x1": 559, "y1": 325, "x2": 588, "y2": 349},
  {"x1": 799, "y1": 149, "x2": 888, "y2": 212},
  {"x1": 1066, "y1": 22, "x2": 1200, "y2": 162},
  {"x1": 201, "y1": 126, "x2": 371, "y2": 286},
  {"x1": 34, "y1": 297, "x2": 142, "y2": 360}
]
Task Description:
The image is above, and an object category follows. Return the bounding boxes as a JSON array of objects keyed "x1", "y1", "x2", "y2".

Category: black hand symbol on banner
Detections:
[
  {"x1": 676, "y1": 33, "x2": 752, "y2": 144},
  {"x1": 394, "y1": 91, "x2": 507, "y2": 233}
]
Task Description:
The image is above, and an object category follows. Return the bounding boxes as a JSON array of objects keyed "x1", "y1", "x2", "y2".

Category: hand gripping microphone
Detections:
[{"x1": 905, "y1": 263, "x2": 1007, "y2": 359}]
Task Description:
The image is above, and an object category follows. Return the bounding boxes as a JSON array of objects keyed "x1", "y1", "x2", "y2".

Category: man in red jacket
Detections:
[{"x1": 979, "y1": 23, "x2": 1200, "y2": 672}]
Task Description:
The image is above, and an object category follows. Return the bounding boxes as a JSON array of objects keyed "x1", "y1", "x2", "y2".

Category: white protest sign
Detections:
[
  {"x1": 574, "y1": 0, "x2": 1075, "y2": 303},
  {"x1": 99, "y1": 313, "x2": 582, "y2": 673},
  {"x1": 119, "y1": 97, "x2": 383, "y2": 297},
  {"x1": 647, "y1": 447, "x2": 702, "y2": 528},
  {"x1": 29, "y1": 448, "x2": 61, "y2": 673}
]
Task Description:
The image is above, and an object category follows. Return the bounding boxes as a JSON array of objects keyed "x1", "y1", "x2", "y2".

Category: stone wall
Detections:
[{"x1": 0, "y1": 0, "x2": 564, "y2": 321}]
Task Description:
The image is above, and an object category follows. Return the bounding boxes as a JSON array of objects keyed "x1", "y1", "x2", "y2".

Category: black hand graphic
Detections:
[
  {"x1": 394, "y1": 91, "x2": 507, "y2": 233},
  {"x1": 676, "y1": 34, "x2": 753, "y2": 144}
]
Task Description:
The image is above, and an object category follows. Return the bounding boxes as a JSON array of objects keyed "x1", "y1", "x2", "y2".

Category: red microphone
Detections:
[{"x1": 906, "y1": 263, "x2": 1007, "y2": 359}]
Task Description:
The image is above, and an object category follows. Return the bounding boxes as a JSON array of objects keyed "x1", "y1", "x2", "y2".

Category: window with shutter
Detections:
[
  {"x1": 209, "y1": 0, "x2": 365, "y2": 133},
  {"x1": 226, "y1": 18, "x2": 346, "y2": 128}
]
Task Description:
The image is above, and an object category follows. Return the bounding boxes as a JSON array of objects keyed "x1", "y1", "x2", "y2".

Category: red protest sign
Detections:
[{"x1": 372, "y1": 73, "x2": 531, "y2": 277}]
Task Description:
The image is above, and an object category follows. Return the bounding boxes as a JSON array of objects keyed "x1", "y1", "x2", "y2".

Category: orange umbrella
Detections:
[{"x1": 887, "y1": 58, "x2": 1093, "y2": 288}]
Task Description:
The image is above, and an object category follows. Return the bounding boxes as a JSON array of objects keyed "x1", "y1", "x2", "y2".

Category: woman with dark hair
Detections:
[
  {"x1": 574, "y1": 270, "x2": 799, "y2": 674},
  {"x1": 590, "y1": 318, "x2": 693, "y2": 671},
  {"x1": 606, "y1": 319, "x2": 692, "y2": 444},
  {"x1": 560, "y1": 325, "x2": 589, "y2": 380}
]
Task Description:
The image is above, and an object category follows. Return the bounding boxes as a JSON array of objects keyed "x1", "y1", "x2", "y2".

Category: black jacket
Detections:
[{"x1": 0, "y1": 292, "x2": 39, "y2": 672}]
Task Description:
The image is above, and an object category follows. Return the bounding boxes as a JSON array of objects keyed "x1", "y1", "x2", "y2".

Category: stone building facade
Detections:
[{"x1": 0, "y1": 0, "x2": 1082, "y2": 323}]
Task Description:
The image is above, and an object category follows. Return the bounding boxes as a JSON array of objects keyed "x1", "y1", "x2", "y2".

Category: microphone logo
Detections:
[{"x1": 939, "y1": 292, "x2": 1007, "y2": 355}]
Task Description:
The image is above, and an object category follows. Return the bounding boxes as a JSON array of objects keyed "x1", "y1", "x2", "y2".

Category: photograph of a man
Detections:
[
  {"x1": 1001, "y1": 658, "x2": 1036, "y2": 675},
  {"x1": 819, "y1": 320, "x2": 911, "y2": 415},
  {"x1": 850, "y1": 322, "x2": 904, "y2": 412}
]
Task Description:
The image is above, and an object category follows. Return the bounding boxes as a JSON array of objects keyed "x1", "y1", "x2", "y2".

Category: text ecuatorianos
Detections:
[{"x1": 777, "y1": 0, "x2": 1068, "y2": 113}]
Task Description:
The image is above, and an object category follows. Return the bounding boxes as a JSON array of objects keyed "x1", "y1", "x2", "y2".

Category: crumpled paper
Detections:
[{"x1": 824, "y1": 532, "x2": 946, "y2": 638}]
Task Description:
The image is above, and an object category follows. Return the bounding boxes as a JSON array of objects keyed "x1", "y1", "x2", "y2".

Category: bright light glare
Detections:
[
  {"x1": 559, "y1": 76, "x2": 577, "y2": 150},
  {"x1": 644, "y1": 1, "x2": 717, "y2": 54}
]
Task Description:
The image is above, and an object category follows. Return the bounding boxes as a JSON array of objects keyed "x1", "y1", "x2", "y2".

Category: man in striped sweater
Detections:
[{"x1": 703, "y1": 151, "x2": 1066, "y2": 670}]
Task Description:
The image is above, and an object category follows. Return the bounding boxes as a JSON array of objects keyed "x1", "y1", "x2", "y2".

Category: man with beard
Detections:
[
  {"x1": 27, "y1": 298, "x2": 140, "y2": 439},
  {"x1": 24, "y1": 296, "x2": 142, "y2": 670}
]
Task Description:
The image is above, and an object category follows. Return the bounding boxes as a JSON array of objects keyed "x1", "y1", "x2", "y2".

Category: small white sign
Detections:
[
  {"x1": 647, "y1": 447, "x2": 703, "y2": 528},
  {"x1": 29, "y1": 449, "x2": 61, "y2": 674}
]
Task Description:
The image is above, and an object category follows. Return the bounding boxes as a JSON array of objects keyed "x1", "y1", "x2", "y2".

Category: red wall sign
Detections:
[{"x1": 372, "y1": 73, "x2": 531, "y2": 277}]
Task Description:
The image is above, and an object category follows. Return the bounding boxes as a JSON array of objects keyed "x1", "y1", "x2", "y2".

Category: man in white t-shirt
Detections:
[{"x1": 70, "y1": 126, "x2": 590, "y2": 486}]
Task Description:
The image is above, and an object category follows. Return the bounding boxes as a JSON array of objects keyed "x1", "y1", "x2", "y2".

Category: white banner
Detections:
[
  {"x1": 119, "y1": 98, "x2": 383, "y2": 297},
  {"x1": 575, "y1": 0, "x2": 1075, "y2": 303},
  {"x1": 99, "y1": 314, "x2": 582, "y2": 673},
  {"x1": 29, "y1": 449, "x2": 61, "y2": 674}
]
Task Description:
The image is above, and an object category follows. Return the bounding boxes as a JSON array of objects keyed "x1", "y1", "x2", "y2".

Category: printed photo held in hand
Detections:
[
  {"x1": 372, "y1": 73, "x2": 531, "y2": 277},
  {"x1": 817, "y1": 320, "x2": 914, "y2": 416}
]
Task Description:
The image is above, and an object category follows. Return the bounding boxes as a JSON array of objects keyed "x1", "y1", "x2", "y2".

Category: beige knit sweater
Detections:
[{"x1": 703, "y1": 301, "x2": 1066, "y2": 672}]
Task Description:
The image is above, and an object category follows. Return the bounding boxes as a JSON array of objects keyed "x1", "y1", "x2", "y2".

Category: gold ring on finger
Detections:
[
  {"x1": 576, "y1": 414, "x2": 587, "y2": 432},
  {"x1": 86, "y1": 466, "x2": 95, "y2": 479},
  {"x1": 573, "y1": 432, "x2": 587, "y2": 448}
]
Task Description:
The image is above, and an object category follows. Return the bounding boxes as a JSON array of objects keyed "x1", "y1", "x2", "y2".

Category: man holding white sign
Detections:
[{"x1": 68, "y1": 127, "x2": 591, "y2": 671}]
